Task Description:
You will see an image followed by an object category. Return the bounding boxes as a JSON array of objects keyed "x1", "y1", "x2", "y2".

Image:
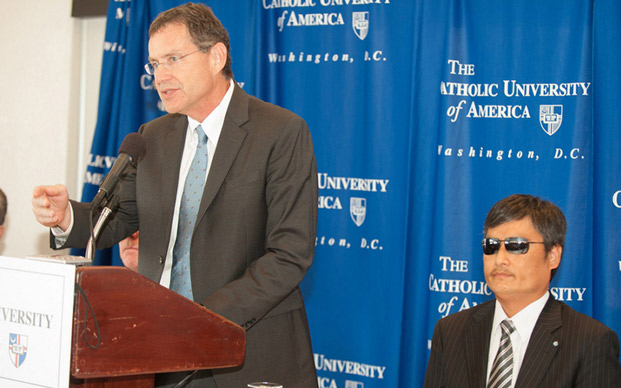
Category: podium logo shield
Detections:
[{"x1": 9, "y1": 333, "x2": 28, "y2": 367}]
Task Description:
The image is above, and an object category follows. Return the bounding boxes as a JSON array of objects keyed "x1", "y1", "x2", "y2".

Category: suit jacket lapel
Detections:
[
  {"x1": 161, "y1": 115, "x2": 188, "y2": 245},
  {"x1": 515, "y1": 296, "x2": 562, "y2": 388},
  {"x1": 197, "y1": 83, "x2": 248, "y2": 220},
  {"x1": 465, "y1": 301, "x2": 495, "y2": 387}
]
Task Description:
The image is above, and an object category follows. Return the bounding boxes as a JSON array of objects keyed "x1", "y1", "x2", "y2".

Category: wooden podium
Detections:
[{"x1": 69, "y1": 267, "x2": 246, "y2": 387}]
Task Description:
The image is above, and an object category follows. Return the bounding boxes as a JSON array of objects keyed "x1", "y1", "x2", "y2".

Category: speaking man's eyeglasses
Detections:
[
  {"x1": 482, "y1": 237, "x2": 546, "y2": 255},
  {"x1": 144, "y1": 49, "x2": 202, "y2": 75}
]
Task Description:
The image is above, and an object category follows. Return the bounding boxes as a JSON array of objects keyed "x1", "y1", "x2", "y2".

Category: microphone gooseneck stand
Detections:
[{"x1": 86, "y1": 195, "x2": 119, "y2": 262}]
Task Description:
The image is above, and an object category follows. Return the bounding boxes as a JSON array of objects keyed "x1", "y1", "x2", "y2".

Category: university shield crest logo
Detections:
[
  {"x1": 9, "y1": 333, "x2": 28, "y2": 367},
  {"x1": 352, "y1": 12, "x2": 369, "y2": 40},
  {"x1": 350, "y1": 197, "x2": 367, "y2": 227},
  {"x1": 539, "y1": 104, "x2": 563, "y2": 136}
]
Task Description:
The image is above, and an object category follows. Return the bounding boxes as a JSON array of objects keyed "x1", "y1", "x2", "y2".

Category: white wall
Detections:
[{"x1": 0, "y1": 1, "x2": 105, "y2": 257}]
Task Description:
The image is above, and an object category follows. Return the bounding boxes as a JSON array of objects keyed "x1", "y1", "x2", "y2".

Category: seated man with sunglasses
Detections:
[{"x1": 424, "y1": 194, "x2": 621, "y2": 388}]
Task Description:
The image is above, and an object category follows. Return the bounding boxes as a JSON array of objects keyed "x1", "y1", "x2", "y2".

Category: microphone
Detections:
[{"x1": 91, "y1": 133, "x2": 146, "y2": 211}]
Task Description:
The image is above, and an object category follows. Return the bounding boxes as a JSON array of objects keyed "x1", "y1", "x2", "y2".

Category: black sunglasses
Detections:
[{"x1": 482, "y1": 237, "x2": 546, "y2": 255}]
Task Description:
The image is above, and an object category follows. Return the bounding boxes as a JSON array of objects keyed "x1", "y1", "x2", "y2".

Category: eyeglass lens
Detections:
[{"x1": 482, "y1": 237, "x2": 531, "y2": 255}]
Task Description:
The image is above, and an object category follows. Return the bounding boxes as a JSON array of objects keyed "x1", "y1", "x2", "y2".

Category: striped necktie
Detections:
[
  {"x1": 170, "y1": 126, "x2": 208, "y2": 299},
  {"x1": 488, "y1": 319, "x2": 516, "y2": 388}
]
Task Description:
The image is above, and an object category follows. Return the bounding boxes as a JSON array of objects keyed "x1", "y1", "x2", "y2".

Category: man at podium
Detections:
[{"x1": 31, "y1": 3, "x2": 318, "y2": 387}]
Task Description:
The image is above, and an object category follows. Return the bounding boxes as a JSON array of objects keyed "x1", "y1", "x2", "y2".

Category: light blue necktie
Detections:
[{"x1": 171, "y1": 126, "x2": 208, "y2": 299}]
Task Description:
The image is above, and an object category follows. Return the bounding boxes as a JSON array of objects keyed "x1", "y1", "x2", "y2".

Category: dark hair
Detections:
[
  {"x1": 484, "y1": 194, "x2": 566, "y2": 280},
  {"x1": 149, "y1": 2, "x2": 233, "y2": 79},
  {"x1": 0, "y1": 188, "x2": 6, "y2": 226}
]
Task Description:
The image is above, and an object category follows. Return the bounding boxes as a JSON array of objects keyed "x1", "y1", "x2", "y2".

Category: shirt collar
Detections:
[
  {"x1": 187, "y1": 79, "x2": 235, "y2": 146},
  {"x1": 492, "y1": 291, "x2": 550, "y2": 341}
]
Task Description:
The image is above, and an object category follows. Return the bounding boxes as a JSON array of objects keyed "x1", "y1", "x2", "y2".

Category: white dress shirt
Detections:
[
  {"x1": 486, "y1": 291, "x2": 550, "y2": 388},
  {"x1": 159, "y1": 79, "x2": 234, "y2": 288}
]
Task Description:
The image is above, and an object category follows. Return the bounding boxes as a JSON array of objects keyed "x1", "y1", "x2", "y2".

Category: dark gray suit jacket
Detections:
[
  {"x1": 63, "y1": 84, "x2": 319, "y2": 387},
  {"x1": 424, "y1": 296, "x2": 621, "y2": 387}
]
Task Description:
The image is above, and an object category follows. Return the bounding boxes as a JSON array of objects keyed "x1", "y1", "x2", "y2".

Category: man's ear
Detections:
[
  {"x1": 547, "y1": 244, "x2": 562, "y2": 270},
  {"x1": 210, "y1": 42, "x2": 227, "y2": 73}
]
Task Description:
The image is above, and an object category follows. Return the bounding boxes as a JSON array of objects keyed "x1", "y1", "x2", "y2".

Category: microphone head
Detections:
[{"x1": 118, "y1": 133, "x2": 146, "y2": 164}]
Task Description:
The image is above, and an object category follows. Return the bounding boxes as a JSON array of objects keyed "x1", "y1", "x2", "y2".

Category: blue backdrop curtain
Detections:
[{"x1": 82, "y1": 0, "x2": 620, "y2": 386}]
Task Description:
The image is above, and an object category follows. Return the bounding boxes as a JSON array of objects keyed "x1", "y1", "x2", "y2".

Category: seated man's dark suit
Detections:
[{"x1": 424, "y1": 295, "x2": 621, "y2": 387}]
